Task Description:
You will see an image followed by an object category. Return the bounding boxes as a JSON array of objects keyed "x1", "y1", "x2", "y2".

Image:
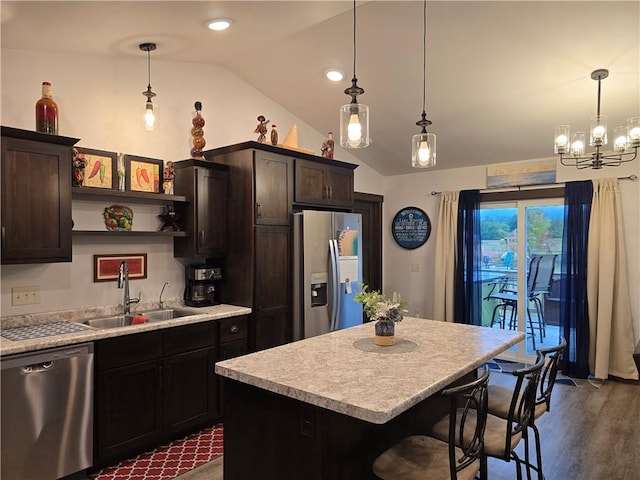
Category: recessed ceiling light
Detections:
[
  {"x1": 325, "y1": 69, "x2": 344, "y2": 82},
  {"x1": 207, "y1": 19, "x2": 232, "y2": 31}
]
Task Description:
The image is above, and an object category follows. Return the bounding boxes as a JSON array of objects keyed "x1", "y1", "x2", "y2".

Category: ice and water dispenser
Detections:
[{"x1": 310, "y1": 272, "x2": 328, "y2": 307}]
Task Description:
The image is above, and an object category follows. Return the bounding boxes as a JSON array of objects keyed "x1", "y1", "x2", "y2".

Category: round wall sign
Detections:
[{"x1": 391, "y1": 207, "x2": 431, "y2": 249}]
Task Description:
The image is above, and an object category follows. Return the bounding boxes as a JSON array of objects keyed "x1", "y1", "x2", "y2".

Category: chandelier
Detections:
[{"x1": 554, "y1": 69, "x2": 639, "y2": 169}]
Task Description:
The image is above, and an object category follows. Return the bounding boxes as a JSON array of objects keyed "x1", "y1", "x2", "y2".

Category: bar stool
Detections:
[
  {"x1": 431, "y1": 355, "x2": 545, "y2": 480},
  {"x1": 486, "y1": 338, "x2": 567, "y2": 479},
  {"x1": 372, "y1": 368, "x2": 490, "y2": 480}
]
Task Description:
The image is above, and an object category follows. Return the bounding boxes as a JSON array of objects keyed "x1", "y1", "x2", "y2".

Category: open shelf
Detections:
[
  {"x1": 72, "y1": 187, "x2": 188, "y2": 203},
  {"x1": 72, "y1": 230, "x2": 188, "y2": 237}
]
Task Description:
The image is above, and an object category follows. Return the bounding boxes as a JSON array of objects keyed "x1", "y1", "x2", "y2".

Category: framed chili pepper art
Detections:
[
  {"x1": 75, "y1": 147, "x2": 118, "y2": 190},
  {"x1": 123, "y1": 154, "x2": 164, "y2": 193}
]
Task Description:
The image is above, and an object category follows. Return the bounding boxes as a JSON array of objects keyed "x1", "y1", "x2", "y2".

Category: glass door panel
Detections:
[{"x1": 480, "y1": 199, "x2": 564, "y2": 362}]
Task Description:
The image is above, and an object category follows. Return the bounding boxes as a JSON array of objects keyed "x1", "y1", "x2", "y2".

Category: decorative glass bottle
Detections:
[{"x1": 35, "y1": 81, "x2": 59, "y2": 134}]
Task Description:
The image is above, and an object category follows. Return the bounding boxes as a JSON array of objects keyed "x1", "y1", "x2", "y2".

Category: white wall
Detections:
[
  {"x1": 0, "y1": 48, "x2": 384, "y2": 316},
  {"x1": 382, "y1": 157, "x2": 640, "y2": 338}
]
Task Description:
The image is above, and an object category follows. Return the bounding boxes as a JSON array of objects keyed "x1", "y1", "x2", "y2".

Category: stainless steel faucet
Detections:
[
  {"x1": 159, "y1": 282, "x2": 170, "y2": 310},
  {"x1": 118, "y1": 260, "x2": 140, "y2": 314}
]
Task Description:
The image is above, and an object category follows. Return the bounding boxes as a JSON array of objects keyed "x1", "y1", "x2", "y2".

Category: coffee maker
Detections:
[{"x1": 184, "y1": 263, "x2": 221, "y2": 307}]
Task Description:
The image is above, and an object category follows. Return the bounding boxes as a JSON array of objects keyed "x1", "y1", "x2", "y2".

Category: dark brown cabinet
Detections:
[
  {"x1": 294, "y1": 158, "x2": 354, "y2": 208},
  {"x1": 254, "y1": 152, "x2": 293, "y2": 225},
  {"x1": 173, "y1": 159, "x2": 229, "y2": 258},
  {"x1": 210, "y1": 144, "x2": 293, "y2": 351},
  {"x1": 1, "y1": 126, "x2": 78, "y2": 264},
  {"x1": 254, "y1": 226, "x2": 290, "y2": 351},
  {"x1": 94, "y1": 322, "x2": 218, "y2": 469}
]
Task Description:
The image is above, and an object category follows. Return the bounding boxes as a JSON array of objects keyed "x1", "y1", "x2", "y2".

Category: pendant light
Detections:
[
  {"x1": 340, "y1": 0, "x2": 370, "y2": 148},
  {"x1": 140, "y1": 42, "x2": 157, "y2": 131},
  {"x1": 411, "y1": 0, "x2": 436, "y2": 168}
]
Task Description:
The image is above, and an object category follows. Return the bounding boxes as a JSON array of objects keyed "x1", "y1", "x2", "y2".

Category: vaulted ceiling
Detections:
[{"x1": 2, "y1": 1, "x2": 638, "y2": 175}]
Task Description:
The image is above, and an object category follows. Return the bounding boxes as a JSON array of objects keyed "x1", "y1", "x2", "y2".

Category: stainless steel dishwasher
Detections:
[{"x1": 1, "y1": 343, "x2": 94, "y2": 480}]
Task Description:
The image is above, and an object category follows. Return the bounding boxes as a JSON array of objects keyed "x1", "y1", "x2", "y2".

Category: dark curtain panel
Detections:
[
  {"x1": 560, "y1": 181, "x2": 592, "y2": 378},
  {"x1": 455, "y1": 190, "x2": 482, "y2": 325}
]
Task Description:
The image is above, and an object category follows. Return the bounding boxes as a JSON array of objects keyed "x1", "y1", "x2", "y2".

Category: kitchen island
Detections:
[{"x1": 216, "y1": 317, "x2": 524, "y2": 479}]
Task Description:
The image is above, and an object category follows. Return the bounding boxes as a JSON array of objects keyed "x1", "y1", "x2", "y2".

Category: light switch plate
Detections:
[{"x1": 11, "y1": 286, "x2": 41, "y2": 306}]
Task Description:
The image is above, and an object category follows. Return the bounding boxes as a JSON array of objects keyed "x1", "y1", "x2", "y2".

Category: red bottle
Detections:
[{"x1": 35, "y1": 81, "x2": 59, "y2": 134}]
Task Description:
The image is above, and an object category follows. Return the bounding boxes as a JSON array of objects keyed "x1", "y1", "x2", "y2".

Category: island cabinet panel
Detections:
[
  {"x1": 93, "y1": 322, "x2": 219, "y2": 469},
  {"x1": 173, "y1": 159, "x2": 229, "y2": 258},
  {"x1": 0, "y1": 127, "x2": 78, "y2": 264},
  {"x1": 294, "y1": 159, "x2": 354, "y2": 209}
]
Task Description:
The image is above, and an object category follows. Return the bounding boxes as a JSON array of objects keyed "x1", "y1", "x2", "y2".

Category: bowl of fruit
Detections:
[{"x1": 103, "y1": 205, "x2": 133, "y2": 231}]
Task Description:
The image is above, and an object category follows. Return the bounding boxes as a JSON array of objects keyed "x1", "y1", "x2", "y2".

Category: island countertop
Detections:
[{"x1": 216, "y1": 317, "x2": 524, "y2": 424}]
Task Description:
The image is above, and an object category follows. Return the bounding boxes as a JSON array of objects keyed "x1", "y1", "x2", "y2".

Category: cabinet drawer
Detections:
[
  {"x1": 219, "y1": 315, "x2": 248, "y2": 343},
  {"x1": 97, "y1": 331, "x2": 163, "y2": 371},
  {"x1": 219, "y1": 339, "x2": 249, "y2": 361},
  {"x1": 163, "y1": 321, "x2": 217, "y2": 356}
]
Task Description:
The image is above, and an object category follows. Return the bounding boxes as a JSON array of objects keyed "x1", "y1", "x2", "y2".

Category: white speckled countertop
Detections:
[
  {"x1": 216, "y1": 317, "x2": 524, "y2": 424},
  {"x1": 0, "y1": 303, "x2": 251, "y2": 356}
]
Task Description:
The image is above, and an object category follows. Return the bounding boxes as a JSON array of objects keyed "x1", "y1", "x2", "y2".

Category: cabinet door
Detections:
[
  {"x1": 174, "y1": 164, "x2": 228, "y2": 258},
  {"x1": 1, "y1": 137, "x2": 72, "y2": 263},
  {"x1": 163, "y1": 347, "x2": 217, "y2": 438},
  {"x1": 294, "y1": 159, "x2": 328, "y2": 205},
  {"x1": 254, "y1": 153, "x2": 292, "y2": 225},
  {"x1": 196, "y1": 167, "x2": 227, "y2": 256},
  {"x1": 254, "y1": 226, "x2": 290, "y2": 351},
  {"x1": 95, "y1": 360, "x2": 163, "y2": 468},
  {"x1": 326, "y1": 166, "x2": 354, "y2": 207}
]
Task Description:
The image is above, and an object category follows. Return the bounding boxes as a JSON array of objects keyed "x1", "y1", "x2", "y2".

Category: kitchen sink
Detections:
[{"x1": 83, "y1": 309, "x2": 196, "y2": 329}]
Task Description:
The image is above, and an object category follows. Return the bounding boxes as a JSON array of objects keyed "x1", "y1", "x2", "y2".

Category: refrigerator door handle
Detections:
[{"x1": 329, "y1": 239, "x2": 341, "y2": 331}]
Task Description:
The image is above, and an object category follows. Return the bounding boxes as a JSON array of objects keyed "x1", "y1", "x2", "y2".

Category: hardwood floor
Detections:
[
  {"x1": 487, "y1": 373, "x2": 640, "y2": 480},
  {"x1": 179, "y1": 372, "x2": 640, "y2": 479}
]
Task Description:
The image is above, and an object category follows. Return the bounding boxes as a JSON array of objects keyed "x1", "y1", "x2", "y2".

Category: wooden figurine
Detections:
[
  {"x1": 254, "y1": 115, "x2": 270, "y2": 143},
  {"x1": 321, "y1": 132, "x2": 335, "y2": 159}
]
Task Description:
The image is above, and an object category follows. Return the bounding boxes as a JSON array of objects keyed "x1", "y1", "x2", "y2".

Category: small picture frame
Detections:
[
  {"x1": 124, "y1": 154, "x2": 163, "y2": 193},
  {"x1": 94, "y1": 253, "x2": 147, "y2": 282},
  {"x1": 76, "y1": 147, "x2": 118, "y2": 190}
]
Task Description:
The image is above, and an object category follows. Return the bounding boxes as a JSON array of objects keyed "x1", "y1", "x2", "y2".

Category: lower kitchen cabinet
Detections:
[
  {"x1": 93, "y1": 323, "x2": 218, "y2": 469},
  {"x1": 93, "y1": 317, "x2": 249, "y2": 470}
]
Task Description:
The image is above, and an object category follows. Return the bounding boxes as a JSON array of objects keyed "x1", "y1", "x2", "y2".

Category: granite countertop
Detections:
[
  {"x1": 0, "y1": 303, "x2": 251, "y2": 356},
  {"x1": 216, "y1": 317, "x2": 524, "y2": 424}
]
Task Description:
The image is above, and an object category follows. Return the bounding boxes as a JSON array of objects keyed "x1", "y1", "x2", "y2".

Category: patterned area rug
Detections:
[{"x1": 90, "y1": 424, "x2": 223, "y2": 480}]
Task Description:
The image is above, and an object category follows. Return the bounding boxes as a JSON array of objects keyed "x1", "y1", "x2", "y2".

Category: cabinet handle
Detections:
[
  {"x1": 1, "y1": 227, "x2": 4, "y2": 249},
  {"x1": 199, "y1": 230, "x2": 205, "y2": 243},
  {"x1": 230, "y1": 324, "x2": 239, "y2": 334},
  {"x1": 256, "y1": 203, "x2": 262, "y2": 219},
  {"x1": 324, "y1": 186, "x2": 329, "y2": 199},
  {"x1": 328, "y1": 186, "x2": 333, "y2": 199}
]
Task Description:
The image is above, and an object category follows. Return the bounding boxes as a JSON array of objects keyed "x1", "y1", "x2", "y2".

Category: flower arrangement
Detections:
[{"x1": 354, "y1": 284, "x2": 408, "y2": 323}]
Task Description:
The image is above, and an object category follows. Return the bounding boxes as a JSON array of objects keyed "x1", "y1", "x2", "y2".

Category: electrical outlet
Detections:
[
  {"x1": 11, "y1": 286, "x2": 41, "y2": 306},
  {"x1": 411, "y1": 263, "x2": 421, "y2": 272}
]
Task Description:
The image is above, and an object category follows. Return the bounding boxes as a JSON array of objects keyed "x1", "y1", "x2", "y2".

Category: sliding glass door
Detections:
[{"x1": 480, "y1": 198, "x2": 564, "y2": 362}]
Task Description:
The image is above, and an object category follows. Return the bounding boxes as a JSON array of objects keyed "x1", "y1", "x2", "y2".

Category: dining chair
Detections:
[
  {"x1": 486, "y1": 338, "x2": 567, "y2": 479},
  {"x1": 487, "y1": 254, "x2": 557, "y2": 349},
  {"x1": 372, "y1": 367, "x2": 490, "y2": 480},
  {"x1": 431, "y1": 354, "x2": 545, "y2": 480}
]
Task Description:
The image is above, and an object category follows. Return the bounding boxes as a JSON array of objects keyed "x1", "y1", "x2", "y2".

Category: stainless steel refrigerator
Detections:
[{"x1": 293, "y1": 210, "x2": 363, "y2": 340}]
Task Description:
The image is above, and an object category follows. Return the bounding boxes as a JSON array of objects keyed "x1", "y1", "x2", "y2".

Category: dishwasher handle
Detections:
[{"x1": 20, "y1": 362, "x2": 53, "y2": 374}]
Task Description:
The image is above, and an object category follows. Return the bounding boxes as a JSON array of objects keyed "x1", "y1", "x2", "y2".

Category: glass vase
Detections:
[{"x1": 374, "y1": 318, "x2": 395, "y2": 346}]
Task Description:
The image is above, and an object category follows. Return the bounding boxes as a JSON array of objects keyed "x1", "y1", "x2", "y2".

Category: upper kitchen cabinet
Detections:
[
  {"x1": 294, "y1": 158, "x2": 355, "y2": 209},
  {"x1": 1, "y1": 126, "x2": 78, "y2": 264},
  {"x1": 173, "y1": 159, "x2": 229, "y2": 258}
]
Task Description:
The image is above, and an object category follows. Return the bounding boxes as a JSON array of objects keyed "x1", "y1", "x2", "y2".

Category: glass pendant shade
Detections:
[
  {"x1": 340, "y1": 103, "x2": 370, "y2": 148},
  {"x1": 144, "y1": 99, "x2": 156, "y2": 131},
  {"x1": 628, "y1": 117, "x2": 640, "y2": 147},
  {"x1": 590, "y1": 115, "x2": 607, "y2": 147},
  {"x1": 411, "y1": 132, "x2": 436, "y2": 168}
]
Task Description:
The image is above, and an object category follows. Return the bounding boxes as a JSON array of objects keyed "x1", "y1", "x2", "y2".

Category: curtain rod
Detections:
[{"x1": 430, "y1": 174, "x2": 638, "y2": 196}]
